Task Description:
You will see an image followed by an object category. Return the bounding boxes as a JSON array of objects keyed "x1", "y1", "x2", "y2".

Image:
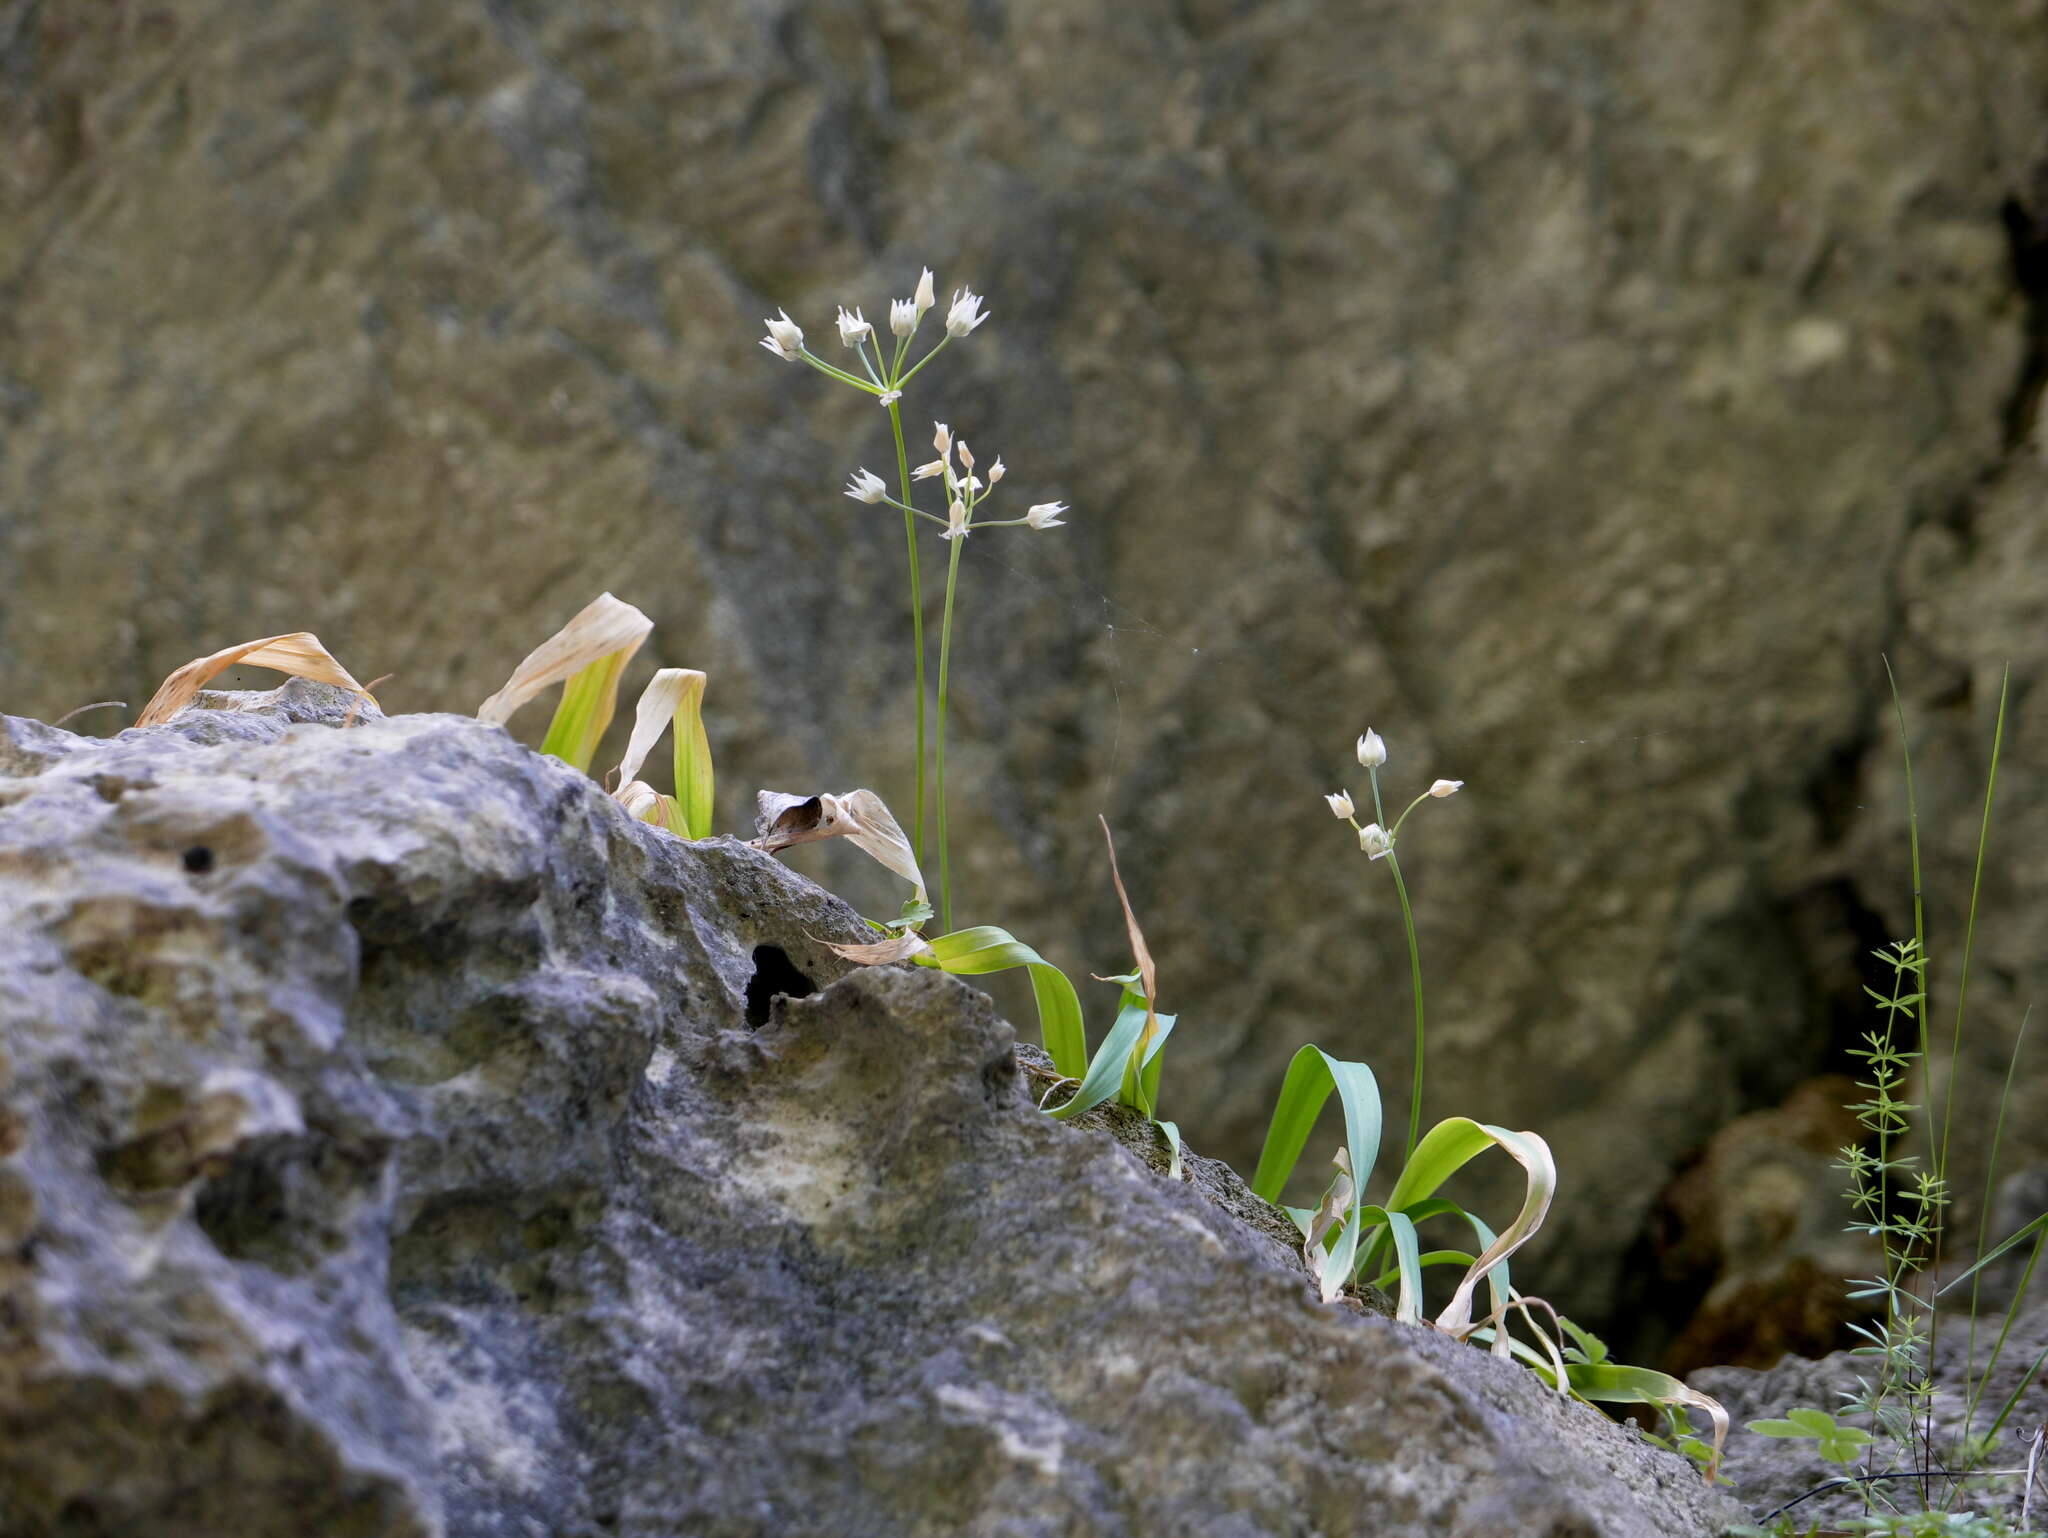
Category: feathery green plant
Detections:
[{"x1": 1748, "y1": 665, "x2": 2047, "y2": 1523}]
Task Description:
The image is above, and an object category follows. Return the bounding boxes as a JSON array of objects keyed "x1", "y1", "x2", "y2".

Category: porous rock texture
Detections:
[
  {"x1": 0, "y1": 692, "x2": 1745, "y2": 1537},
  {"x1": 5, "y1": 0, "x2": 2048, "y2": 1350}
]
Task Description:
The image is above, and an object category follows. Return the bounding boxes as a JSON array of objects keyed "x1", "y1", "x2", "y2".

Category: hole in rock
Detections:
[
  {"x1": 744, "y1": 945, "x2": 815, "y2": 1028},
  {"x1": 181, "y1": 845, "x2": 214, "y2": 874}
]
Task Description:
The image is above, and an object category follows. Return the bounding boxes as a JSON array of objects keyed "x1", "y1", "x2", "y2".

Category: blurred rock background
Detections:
[{"x1": 3, "y1": 0, "x2": 2046, "y2": 1365}]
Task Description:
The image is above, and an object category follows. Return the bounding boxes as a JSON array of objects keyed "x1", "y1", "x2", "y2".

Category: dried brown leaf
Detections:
[
  {"x1": 136, "y1": 634, "x2": 375, "y2": 728},
  {"x1": 823, "y1": 932, "x2": 933, "y2": 965},
  {"x1": 750, "y1": 789, "x2": 926, "y2": 902}
]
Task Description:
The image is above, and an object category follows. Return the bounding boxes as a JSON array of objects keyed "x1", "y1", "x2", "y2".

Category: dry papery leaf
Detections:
[
  {"x1": 1305, "y1": 1145, "x2": 1357, "y2": 1298},
  {"x1": 751, "y1": 789, "x2": 926, "y2": 902},
  {"x1": 822, "y1": 932, "x2": 934, "y2": 965},
  {"x1": 136, "y1": 634, "x2": 375, "y2": 728},
  {"x1": 476, "y1": 592, "x2": 652, "y2": 726}
]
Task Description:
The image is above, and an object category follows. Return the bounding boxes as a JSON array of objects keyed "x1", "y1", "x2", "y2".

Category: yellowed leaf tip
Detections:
[{"x1": 476, "y1": 593, "x2": 652, "y2": 727}]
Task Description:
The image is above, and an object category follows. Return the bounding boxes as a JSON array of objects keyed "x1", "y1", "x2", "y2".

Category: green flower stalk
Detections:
[
  {"x1": 1326, "y1": 730, "x2": 1464, "y2": 1163},
  {"x1": 758, "y1": 271, "x2": 1062, "y2": 933}
]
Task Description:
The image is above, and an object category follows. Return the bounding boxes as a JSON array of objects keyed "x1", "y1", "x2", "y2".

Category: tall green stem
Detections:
[
  {"x1": 886, "y1": 399, "x2": 927, "y2": 863},
  {"x1": 934, "y1": 534, "x2": 965, "y2": 933},
  {"x1": 1385, "y1": 850, "x2": 1427, "y2": 1163}
]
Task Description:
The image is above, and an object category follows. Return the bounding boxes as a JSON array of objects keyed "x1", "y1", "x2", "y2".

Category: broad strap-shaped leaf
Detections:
[
  {"x1": 1250, "y1": 1046, "x2": 1384, "y2": 1206},
  {"x1": 612, "y1": 669, "x2": 715, "y2": 839},
  {"x1": 671, "y1": 670, "x2": 715, "y2": 840},
  {"x1": 1042, "y1": 989, "x2": 1152, "y2": 1121},
  {"x1": 1567, "y1": 1365, "x2": 1727, "y2": 1483},
  {"x1": 478, "y1": 593, "x2": 653, "y2": 773},
  {"x1": 1431, "y1": 1124, "x2": 1557, "y2": 1338},
  {"x1": 918, "y1": 926, "x2": 1086, "y2": 1079},
  {"x1": 1249, "y1": 1048, "x2": 1383, "y2": 1299}
]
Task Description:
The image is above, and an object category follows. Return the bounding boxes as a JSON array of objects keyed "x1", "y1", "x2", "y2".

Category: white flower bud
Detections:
[
  {"x1": 933, "y1": 421, "x2": 951, "y2": 457},
  {"x1": 957, "y1": 441, "x2": 975, "y2": 471},
  {"x1": 1358, "y1": 822, "x2": 1393, "y2": 860},
  {"x1": 1356, "y1": 730, "x2": 1387, "y2": 768},
  {"x1": 843, "y1": 468, "x2": 887, "y2": 504},
  {"x1": 1428, "y1": 779, "x2": 1464, "y2": 798},
  {"x1": 760, "y1": 308, "x2": 803, "y2": 360},
  {"x1": 890, "y1": 297, "x2": 917, "y2": 337},
  {"x1": 914, "y1": 267, "x2": 936, "y2": 316},
  {"x1": 1024, "y1": 502, "x2": 1068, "y2": 530},
  {"x1": 942, "y1": 498, "x2": 969, "y2": 540},
  {"x1": 1325, "y1": 790, "x2": 1354, "y2": 819},
  {"x1": 911, "y1": 459, "x2": 947, "y2": 480},
  {"x1": 988, "y1": 457, "x2": 1006, "y2": 485},
  {"x1": 835, "y1": 306, "x2": 872, "y2": 347},
  {"x1": 945, "y1": 287, "x2": 989, "y2": 337}
]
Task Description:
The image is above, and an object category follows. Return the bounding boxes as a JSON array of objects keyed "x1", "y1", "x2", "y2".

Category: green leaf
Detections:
[
  {"x1": 1155, "y1": 1118, "x2": 1184, "y2": 1181},
  {"x1": 1043, "y1": 991, "x2": 1153, "y2": 1121},
  {"x1": 1746, "y1": 1417, "x2": 1819, "y2": 1439},
  {"x1": 542, "y1": 650, "x2": 633, "y2": 772},
  {"x1": 1249, "y1": 1046, "x2": 1384, "y2": 1207},
  {"x1": 1935, "y1": 1210, "x2": 2048, "y2": 1296},
  {"x1": 671, "y1": 669, "x2": 714, "y2": 839},
  {"x1": 921, "y1": 926, "x2": 1086, "y2": 1079},
  {"x1": 1249, "y1": 1048, "x2": 1383, "y2": 1304}
]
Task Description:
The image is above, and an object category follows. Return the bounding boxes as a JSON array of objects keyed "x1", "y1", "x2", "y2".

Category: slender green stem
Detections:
[
  {"x1": 895, "y1": 334, "x2": 951, "y2": 390},
  {"x1": 1385, "y1": 850, "x2": 1427, "y2": 1163},
  {"x1": 935, "y1": 532, "x2": 966, "y2": 932},
  {"x1": 1937, "y1": 665, "x2": 2007, "y2": 1192},
  {"x1": 1883, "y1": 659, "x2": 1931, "y2": 1130},
  {"x1": 797, "y1": 348, "x2": 879, "y2": 391},
  {"x1": 886, "y1": 399, "x2": 927, "y2": 865}
]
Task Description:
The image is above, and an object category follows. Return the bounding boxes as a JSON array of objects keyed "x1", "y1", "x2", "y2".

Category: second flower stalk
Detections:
[{"x1": 1327, "y1": 729, "x2": 1463, "y2": 1162}]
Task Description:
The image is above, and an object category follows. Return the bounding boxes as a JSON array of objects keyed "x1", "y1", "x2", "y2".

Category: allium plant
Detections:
[
  {"x1": 759, "y1": 270, "x2": 1065, "y2": 931},
  {"x1": 1327, "y1": 728, "x2": 1463, "y2": 1161}
]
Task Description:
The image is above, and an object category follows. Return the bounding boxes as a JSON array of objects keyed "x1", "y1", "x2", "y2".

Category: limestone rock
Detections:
[
  {"x1": 3, "y1": 0, "x2": 2045, "y2": 1340},
  {"x1": 0, "y1": 699, "x2": 1742, "y2": 1536}
]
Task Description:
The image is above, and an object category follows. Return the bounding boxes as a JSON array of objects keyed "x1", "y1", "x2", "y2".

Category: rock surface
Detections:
[
  {"x1": 4, "y1": 0, "x2": 2047, "y2": 1347},
  {"x1": 1698, "y1": 1291, "x2": 2048, "y2": 1532},
  {"x1": 0, "y1": 696, "x2": 1745, "y2": 1536}
]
